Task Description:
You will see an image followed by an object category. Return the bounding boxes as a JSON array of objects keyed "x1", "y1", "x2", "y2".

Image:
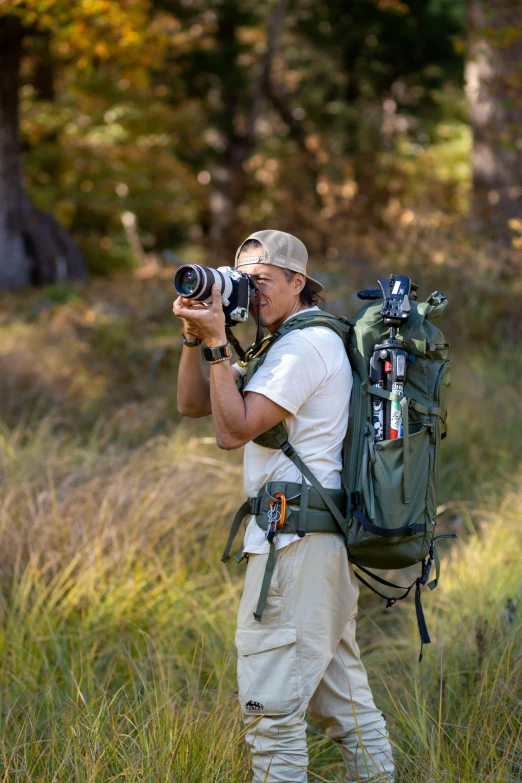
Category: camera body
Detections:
[{"x1": 173, "y1": 264, "x2": 254, "y2": 326}]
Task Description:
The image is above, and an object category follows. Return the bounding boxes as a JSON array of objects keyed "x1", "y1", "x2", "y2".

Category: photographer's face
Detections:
[{"x1": 237, "y1": 261, "x2": 306, "y2": 333}]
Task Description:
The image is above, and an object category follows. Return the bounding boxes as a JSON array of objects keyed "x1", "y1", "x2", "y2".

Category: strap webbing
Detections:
[
  {"x1": 429, "y1": 546, "x2": 440, "y2": 591},
  {"x1": 363, "y1": 382, "x2": 446, "y2": 424},
  {"x1": 221, "y1": 500, "x2": 251, "y2": 563},
  {"x1": 251, "y1": 436, "x2": 349, "y2": 623},
  {"x1": 415, "y1": 582, "x2": 431, "y2": 662},
  {"x1": 352, "y1": 567, "x2": 416, "y2": 603},
  {"x1": 254, "y1": 541, "x2": 275, "y2": 622},
  {"x1": 225, "y1": 327, "x2": 246, "y2": 362},
  {"x1": 409, "y1": 400, "x2": 446, "y2": 421},
  {"x1": 428, "y1": 533, "x2": 457, "y2": 590},
  {"x1": 274, "y1": 435, "x2": 348, "y2": 538},
  {"x1": 247, "y1": 435, "x2": 347, "y2": 622},
  {"x1": 298, "y1": 477, "x2": 308, "y2": 538},
  {"x1": 362, "y1": 383, "x2": 402, "y2": 403},
  {"x1": 351, "y1": 558, "x2": 431, "y2": 662},
  {"x1": 352, "y1": 506, "x2": 427, "y2": 538},
  {"x1": 400, "y1": 395, "x2": 410, "y2": 503}
]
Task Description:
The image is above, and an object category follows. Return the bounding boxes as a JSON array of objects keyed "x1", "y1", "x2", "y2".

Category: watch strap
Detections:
[{"x1": 204, "y1": 343, "x2": 232, "y2": 363}]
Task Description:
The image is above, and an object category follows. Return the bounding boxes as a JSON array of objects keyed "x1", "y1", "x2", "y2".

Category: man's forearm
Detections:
[
  {"x1": 177, "y1": 346, "x2": 211, "y2": 417},
  {"x1": 209, "y1": 360, "x2": 247, "y2": 448}
]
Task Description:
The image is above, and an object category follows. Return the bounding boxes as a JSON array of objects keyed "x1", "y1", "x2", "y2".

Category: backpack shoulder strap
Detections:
[
  {"x1": 238, "y1": 310, "x2": 350, "y2": 382},
  {"x1": 276, "y1": 311, "x2": 351, "y2": 343},
  {"x1": 237, "y1": 311, "x2": 351, "y2": 450}
]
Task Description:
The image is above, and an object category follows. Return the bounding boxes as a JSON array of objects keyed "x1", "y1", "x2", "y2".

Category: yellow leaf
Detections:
[{"x1": 508, "y1": 218, "x2": 522, "y2": 234}]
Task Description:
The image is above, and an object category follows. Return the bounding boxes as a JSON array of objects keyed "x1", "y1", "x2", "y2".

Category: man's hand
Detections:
[{"x1": 173, "y1": 285, "x2": 227, "y2": 347}]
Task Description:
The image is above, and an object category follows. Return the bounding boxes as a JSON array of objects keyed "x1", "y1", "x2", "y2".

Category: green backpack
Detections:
[{"x1": 221, "y1": 293, "x2": 453, "y2": 660}]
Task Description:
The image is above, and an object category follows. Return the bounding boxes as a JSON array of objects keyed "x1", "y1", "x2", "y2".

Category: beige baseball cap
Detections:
[{"x1": 234, "y1": 229, "x2": 323, "y2": 293}]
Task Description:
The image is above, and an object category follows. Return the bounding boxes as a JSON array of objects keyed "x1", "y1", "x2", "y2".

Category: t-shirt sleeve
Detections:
[{"x1": 243, "y1": 332, "x2": 329, "y2": 414}]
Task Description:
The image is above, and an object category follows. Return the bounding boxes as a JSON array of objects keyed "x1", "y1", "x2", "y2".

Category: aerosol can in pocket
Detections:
[{"x1": 389, "y1": 352, "x2": 407, "y2": 439}]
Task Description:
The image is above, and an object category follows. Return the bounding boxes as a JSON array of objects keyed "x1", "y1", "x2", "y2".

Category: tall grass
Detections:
[
  {"x1": 0, "y1": 412, "x2": 520, "y2": 781},
  {"x1": 0, "y1": 272, "x2": 521, "y2": 781}
]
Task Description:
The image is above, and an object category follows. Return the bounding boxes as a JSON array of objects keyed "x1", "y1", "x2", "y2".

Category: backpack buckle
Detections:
[
  {"x1": 419, "y1": 559, "x2": 432, "y2": 585},
  {"x1": 350, "y1": 491, "x2": 362, "y2": 509},
  {"x1": 249, "y1": 497, "x2": 261, "y2": 516},
  {"x1": 280, "y1": 440, "x2": 295, "y2": 457}
]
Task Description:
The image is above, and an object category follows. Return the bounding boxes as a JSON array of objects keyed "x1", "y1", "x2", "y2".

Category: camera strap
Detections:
[
  {"x1": 225, "y1": 281, "x2": 264, "y2": 362},
  {"x1": 225, "y1": 326, "x2": 247, "y2": 362}
]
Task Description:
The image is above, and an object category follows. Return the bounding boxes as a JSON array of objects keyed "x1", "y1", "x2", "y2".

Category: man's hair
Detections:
[
  {"x1": 238, "y1": 238, "x2": 323, "y2": 308},
  {"x1": 238, "y1": 239, "x2": 264, "y2": 257},
  {"x1": 281, "y1": 269, "x2": 323, "y2": 308}
]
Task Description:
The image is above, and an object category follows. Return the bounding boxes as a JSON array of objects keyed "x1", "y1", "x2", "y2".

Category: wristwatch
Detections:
[
  {"x1": 203, "y1": 343, "x2": 232, "y2": 363},
  {"x1": 181, "y1": 333, "x2": 202, "y2": 347}
]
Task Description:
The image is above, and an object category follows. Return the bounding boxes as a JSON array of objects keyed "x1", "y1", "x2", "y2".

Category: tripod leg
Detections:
[
  {"x1": 389, "y1": 349, "x2": 407, "y2": 440},
  {"x1": 369, "y1": 350, "x2": 385, "y2": 442}
]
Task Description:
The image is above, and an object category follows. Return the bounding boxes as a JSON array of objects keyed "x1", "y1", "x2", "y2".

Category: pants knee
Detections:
[
  {"x1": 245, "y1": 716, "x2": 309, "y2": 783},
  {"x1": 329, "y1": 719, "x2": 394, "y2": 783}
]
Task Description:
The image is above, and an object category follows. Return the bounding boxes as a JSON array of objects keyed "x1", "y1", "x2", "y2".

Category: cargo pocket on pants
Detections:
[{"x1": 235, "y1": 627, "x2": 302, "y2": 716}]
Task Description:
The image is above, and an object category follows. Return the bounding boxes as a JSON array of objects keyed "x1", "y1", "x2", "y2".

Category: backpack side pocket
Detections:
[{"x1": 348, "y1": 424, "x2": 435, "y2": 568}]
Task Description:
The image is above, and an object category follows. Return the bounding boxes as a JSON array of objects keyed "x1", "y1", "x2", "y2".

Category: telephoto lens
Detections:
[
  {"x1": 174, "y1": 264, "x2": 226, "y2": 302},
  {"x1": 173, "y1": 264, "x2": 254, "y2": 325}
]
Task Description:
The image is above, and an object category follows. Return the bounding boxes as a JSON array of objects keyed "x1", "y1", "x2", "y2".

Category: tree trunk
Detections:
[
  {"x1": 0, "y1": 17, "x2": 30, "y2": 288},
  {"x1": 208, "y1": 0, "x2": 289, "y2": 259},
  {"x1": 0, "y1": 17, "x2": 86, "y2": 290},
  {"x1": 466, "y1": 0, "x2": 522, "y2": 223}
]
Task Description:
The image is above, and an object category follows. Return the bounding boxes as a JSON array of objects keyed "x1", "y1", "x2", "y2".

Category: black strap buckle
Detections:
[
  {"x1": 350, "y1": 491, "x2": 362, "y2": 509},
  {"x1": 418, "y1": 560, "x2": 432, "y2": 585},
  {"x1": 280, "y1": 440, "x2": 295, "y2": 457},
  {"x1": 249, "y1": 497, "x2": 261, "y2": 516}
]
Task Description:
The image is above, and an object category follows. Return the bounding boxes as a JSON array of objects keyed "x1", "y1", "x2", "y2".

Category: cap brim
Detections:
[{"x1": 306, "y1": 274, "x2": 324, "y2": 294}]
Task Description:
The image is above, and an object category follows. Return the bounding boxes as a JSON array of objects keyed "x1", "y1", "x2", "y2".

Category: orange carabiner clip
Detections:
[{"x1": 269, "y1": 492, "x2": 286, "y2": 529}]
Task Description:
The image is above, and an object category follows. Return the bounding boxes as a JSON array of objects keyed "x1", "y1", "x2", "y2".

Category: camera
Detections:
[{"x1": 173, "y1": 264, "x2": 255, "y2": 325}]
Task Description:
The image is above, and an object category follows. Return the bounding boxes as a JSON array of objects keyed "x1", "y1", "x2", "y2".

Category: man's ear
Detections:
[{"x1": 294, "y1": 273, "x2": 306, "y2": 295}]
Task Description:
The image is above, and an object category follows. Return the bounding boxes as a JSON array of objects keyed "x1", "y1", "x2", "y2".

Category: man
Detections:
[{"x1": 173, "y1": 229, "x2": 395, "y2": 783}]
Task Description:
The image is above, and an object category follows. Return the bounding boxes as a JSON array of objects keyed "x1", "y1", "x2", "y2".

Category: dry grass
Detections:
[{"x1": 0, "y1": 270, "x2": 521, "y2": 781}]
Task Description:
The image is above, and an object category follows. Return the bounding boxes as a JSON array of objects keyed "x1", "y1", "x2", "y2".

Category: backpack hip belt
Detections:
[{"x1": 221, "y1": 480, "x2": 345, "y2": 621}]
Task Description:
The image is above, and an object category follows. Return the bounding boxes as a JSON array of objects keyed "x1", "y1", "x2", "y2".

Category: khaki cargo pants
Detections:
[{"x1": 236, "y1": 533, "x2": 395, "y2": 783}]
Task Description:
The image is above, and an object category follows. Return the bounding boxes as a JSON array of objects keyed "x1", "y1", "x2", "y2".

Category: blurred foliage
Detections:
[
  {"x1": 1, "y1": 6, "x2": 522, "y2": 777},
  {"x1": 1, "y1": 0, "x2": 476, "y2": 273}
]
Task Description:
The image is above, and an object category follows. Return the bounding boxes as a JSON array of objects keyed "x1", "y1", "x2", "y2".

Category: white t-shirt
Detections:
[{"x1": 234, "y1": 306, "x2": 352, "y2": 554}]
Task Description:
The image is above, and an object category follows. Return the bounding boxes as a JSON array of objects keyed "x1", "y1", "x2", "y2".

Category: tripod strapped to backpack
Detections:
[{"x1": 362, "y1": 275, "x2": 417, "y2": 442}]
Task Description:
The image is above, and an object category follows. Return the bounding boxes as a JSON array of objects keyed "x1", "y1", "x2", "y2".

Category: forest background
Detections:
[{"x1": 0, "y1": 1, "x2": 521, "y2": 781}]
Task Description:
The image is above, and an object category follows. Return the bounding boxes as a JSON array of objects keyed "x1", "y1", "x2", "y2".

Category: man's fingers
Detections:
[
  {"x1": 211, "y1": 284, "x2": 223, "y2": 310},
  {"x1": 173, "y1": 296, "x2": 207, "y2": 316}
]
